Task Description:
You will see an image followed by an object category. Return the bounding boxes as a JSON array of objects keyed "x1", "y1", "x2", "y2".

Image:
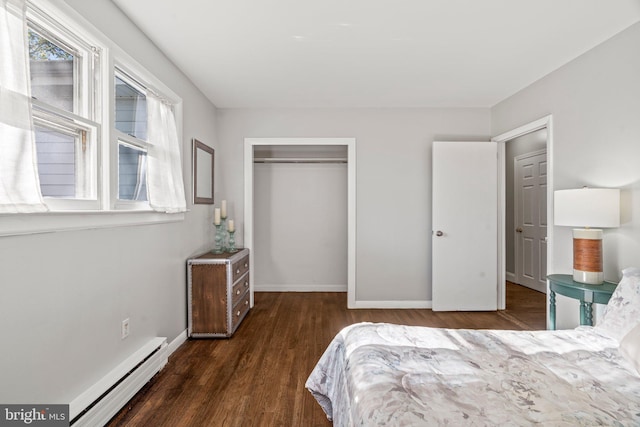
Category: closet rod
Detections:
[{"x1": 253, "y1": 157, "x2": 348, "y2": 164}]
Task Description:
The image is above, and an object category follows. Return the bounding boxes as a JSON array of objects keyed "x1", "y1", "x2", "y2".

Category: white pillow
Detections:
[
  {"x1": 620, "y1": 323, "x2": 640, "y2": 375},
  {"x1": 595, "y1": 267, "x2": 640, "y2": 342}
]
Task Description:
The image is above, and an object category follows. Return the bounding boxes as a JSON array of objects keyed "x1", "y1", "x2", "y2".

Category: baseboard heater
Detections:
[{"x1": 69, "y1": 337, "x2": 168, "y2": 426}]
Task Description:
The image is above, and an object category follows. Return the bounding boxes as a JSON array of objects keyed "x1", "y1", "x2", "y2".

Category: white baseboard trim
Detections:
[
  {"x1": 506, "y1": 271, "x2": 516, "y2": 282},
  {"x1": 350, "y1": 300, "x2": 432, "y2": 309},
  {"x1": 255, "y1": 284, "x2": 347, "y2": 292},
  {"x1": 70, "y1": 337, "x2": 167, "y2": 426},
  {"x1": 168, "y1": 330, "x2": 188, "y2": 356}
]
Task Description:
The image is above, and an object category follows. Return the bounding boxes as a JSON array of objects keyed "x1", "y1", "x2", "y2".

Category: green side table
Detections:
[{"x1": 547, "y1": 274, "x2": 617, "y2": 330}]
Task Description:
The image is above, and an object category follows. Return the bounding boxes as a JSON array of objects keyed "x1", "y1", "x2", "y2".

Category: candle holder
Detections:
[
  {"x1": 213, "y1": 224, "x2": 224, "y2": 254},
  {"x1": 220, "y1": 217, "x2": 228, "y2": 251},
  {"x1": 227, "y1": 230, "x2": 237, "y2": 253}
]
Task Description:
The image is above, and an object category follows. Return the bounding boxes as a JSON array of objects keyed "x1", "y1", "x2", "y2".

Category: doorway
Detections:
[{"x1": 493, "y1": 115, "x2": 553, "y2": 326}]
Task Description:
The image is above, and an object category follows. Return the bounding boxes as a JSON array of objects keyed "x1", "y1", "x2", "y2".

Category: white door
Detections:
[
  {"x1": 514, "y1": 150, "x2": 547, "y2": 293},
  {"x1": 432, "y1": 141, "x2": 498, "y2": 311}
]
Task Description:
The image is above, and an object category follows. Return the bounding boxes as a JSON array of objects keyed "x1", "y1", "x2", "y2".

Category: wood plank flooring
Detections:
[{"x1": 107, "y1": 283, "x2": 546, "y2": 427}]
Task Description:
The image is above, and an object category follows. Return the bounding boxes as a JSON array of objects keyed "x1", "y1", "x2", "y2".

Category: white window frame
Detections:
[{"x1": 0, "y1": 0, "x2": 185, "y2": 237}]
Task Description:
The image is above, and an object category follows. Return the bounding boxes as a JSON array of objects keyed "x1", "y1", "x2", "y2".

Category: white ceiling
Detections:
[{"x1": 112, "y1": 0, "x2": 640, "y2": 109}]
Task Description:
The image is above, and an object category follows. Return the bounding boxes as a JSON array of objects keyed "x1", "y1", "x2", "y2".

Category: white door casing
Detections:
[
  {"x1": 514, "y1": 150, "x2": 547, "y2": 292},
  {"x1": 432, "y1": 141, "x2": 498, "y2": 311}
]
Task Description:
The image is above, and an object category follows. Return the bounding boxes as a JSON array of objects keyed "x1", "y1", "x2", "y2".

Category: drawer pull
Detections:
[
  {"x1": 245, "y1": 300, "x2": 249, "y2": 305},
  {"x1": 236, "y1": 289, "x2": 241, "y2": 295},
  {"x1": 244, "y1": 262, "x2": 248, "y2": 268},
  {"x1": 236, "y1": 268, "x2": 240, "y2": 274},
  {"x1": 244, "y1": 281, "x2": 248, "y2": 287},
  {"x1": 236, "y1": 310, "x2": 241, "y2": 317}
]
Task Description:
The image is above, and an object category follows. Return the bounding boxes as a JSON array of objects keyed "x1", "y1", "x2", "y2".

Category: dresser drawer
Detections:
[
  {"x1": 232, "y1": 294, "x2": 250, "y2": 332},
  {"x1": 232, "y1": 273, "x2": 250, "y2": 307},
  {"x1": 232, "y1": 255, "x2": 250, "y2": 282}
]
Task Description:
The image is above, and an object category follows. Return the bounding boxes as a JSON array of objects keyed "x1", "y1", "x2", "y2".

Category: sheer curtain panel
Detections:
[
  {"x1": 0, "y1": 0, "x2": 47, "y2": 213},
  {"x1": 146, "y1": 93, "x2": 186, "y2": 213}
]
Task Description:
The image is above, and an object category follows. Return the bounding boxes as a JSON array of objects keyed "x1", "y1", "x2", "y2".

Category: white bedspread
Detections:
[{"x1": 306, "y1": 322, "x2": 640, "y2": 426}]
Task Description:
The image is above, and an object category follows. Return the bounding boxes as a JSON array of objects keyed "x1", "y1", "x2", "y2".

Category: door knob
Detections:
[
  {"x1": 516, "y1": 227, "x2": 523, "y2": 233},
  {"x1": 435, "y1": 230, "x2": 444, "y2": 237}
]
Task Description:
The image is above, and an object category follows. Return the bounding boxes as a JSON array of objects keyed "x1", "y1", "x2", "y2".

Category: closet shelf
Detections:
[{"x1": 253, "y1": 157, "x2": 347, "y2": 164}]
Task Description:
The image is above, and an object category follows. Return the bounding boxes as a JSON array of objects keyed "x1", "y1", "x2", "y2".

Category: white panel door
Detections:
[
  {"x1": 514, "y1": 150, "x2": 547, "y2": 292},
  {"x1": 432, "y1": 141, "x2": 498, "y2": 311}
]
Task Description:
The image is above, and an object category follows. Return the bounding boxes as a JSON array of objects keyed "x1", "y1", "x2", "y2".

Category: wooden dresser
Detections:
[{"x1": 187, "y1": 249, "x2": 250, "y2": 338}]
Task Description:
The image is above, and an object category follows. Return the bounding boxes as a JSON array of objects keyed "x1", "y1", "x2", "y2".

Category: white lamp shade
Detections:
[{"x1": 554, "y1": 188, "x2": 620, "y2": 228}]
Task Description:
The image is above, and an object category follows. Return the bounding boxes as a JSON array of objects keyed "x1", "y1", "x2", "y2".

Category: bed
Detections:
[{"x1": 306, "y1": 268, "x2": 640, "y2": 426}]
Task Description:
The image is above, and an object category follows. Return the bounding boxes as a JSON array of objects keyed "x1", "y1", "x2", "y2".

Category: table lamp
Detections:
[{"x1": 554, "y1": 188, "x2": 620, "y2": 285}]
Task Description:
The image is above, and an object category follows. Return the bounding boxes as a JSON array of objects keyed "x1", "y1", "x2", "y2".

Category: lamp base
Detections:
[
  {"x1": 572, "y1": 228, "x2": 604, "y2": 285},
  {"x1": 573, "y1": 269, "x2": 604, "y2": 285}
]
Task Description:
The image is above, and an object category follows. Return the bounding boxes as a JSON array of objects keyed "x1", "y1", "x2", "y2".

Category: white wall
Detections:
[
  {"x1": 217, "y1": 108, "x2": 491, "y2": 303},
  {"x1": 0, "y1": 0, "x2": 217, "y2": 404},
  {"x1": 492, "y1": 22, "x2": 640, "y2": 328}
]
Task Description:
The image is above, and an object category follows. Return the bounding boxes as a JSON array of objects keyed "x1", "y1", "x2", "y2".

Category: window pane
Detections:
[
  {"x1": 35, "y1": 125, "x2": 77, "y2": 198},
  {"x1": 115, "y1": 76, "x2": 147, "y2": 141},
  {"x1": 118, "y1": 143, "x2": 148, "y2": 201},
  {"x1": 28, "y1": 29, "x2": 75, "y2": 113}
]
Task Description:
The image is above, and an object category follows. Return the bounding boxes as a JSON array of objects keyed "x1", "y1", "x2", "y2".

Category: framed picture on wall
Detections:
[{"x1": 192, "y1": 138, "x2": 214, "y2": 204}]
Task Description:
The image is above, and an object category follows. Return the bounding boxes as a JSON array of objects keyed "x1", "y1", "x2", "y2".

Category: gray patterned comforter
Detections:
[{"x1": 306, "y1": 322, "x2": 640, "y2": 426}]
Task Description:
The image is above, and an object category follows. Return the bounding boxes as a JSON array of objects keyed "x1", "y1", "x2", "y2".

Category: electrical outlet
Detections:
[{"x1": 121, "y1": 318, "x2": 130, "y2": 339}]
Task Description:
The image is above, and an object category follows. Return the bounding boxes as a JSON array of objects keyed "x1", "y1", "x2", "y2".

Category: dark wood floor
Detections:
[{"x1": 107, "y1": 283, "x2": 546, "y2": 427}]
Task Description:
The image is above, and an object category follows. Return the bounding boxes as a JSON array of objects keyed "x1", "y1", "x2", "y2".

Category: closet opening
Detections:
[{"x1": 244, "y1": 138, "x2": 356, "y2": 308}]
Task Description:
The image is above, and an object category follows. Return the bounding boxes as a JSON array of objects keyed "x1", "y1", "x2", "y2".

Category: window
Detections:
[
  {"x1": 28, "y1": 29, "x2": 74, "y2": 112},
  {"x1": 112, "y1": 68, "x2": 186, "y2": 212},
  {"x1": 27, "y1": 6, "x2": 101, "y2": 209},
  {"x1": 114, "y1": 71, "x2": 150, "y2": 204},
  {"x1": 118, "y1": 142, "x2": 148, "y2": 202},
  {"x1": 115, "y1": 75, "x2": 147, "y2": 140},
  {"x1": 0, "y1": 0, "x2": 185, "y2": 235}
]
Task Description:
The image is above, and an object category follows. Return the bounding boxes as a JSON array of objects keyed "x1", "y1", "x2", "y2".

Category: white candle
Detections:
[
  {"x1": 214, "y1": 208, "x2": 221, "y2": 225},
  {"x1": 228, "y1": 219, "x2": 235, "y2": 232},
  {"x1": 221, "y1": 200, "x2": 227, "y2": 218}
]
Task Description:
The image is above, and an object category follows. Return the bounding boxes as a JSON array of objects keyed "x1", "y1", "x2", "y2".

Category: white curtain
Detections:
[
  {"x1": 146, "y1": 93, "x2": 186, "y2": 213},
  {"x1": 0, "y1": 0, "x2": 47, "y2": 213}
]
